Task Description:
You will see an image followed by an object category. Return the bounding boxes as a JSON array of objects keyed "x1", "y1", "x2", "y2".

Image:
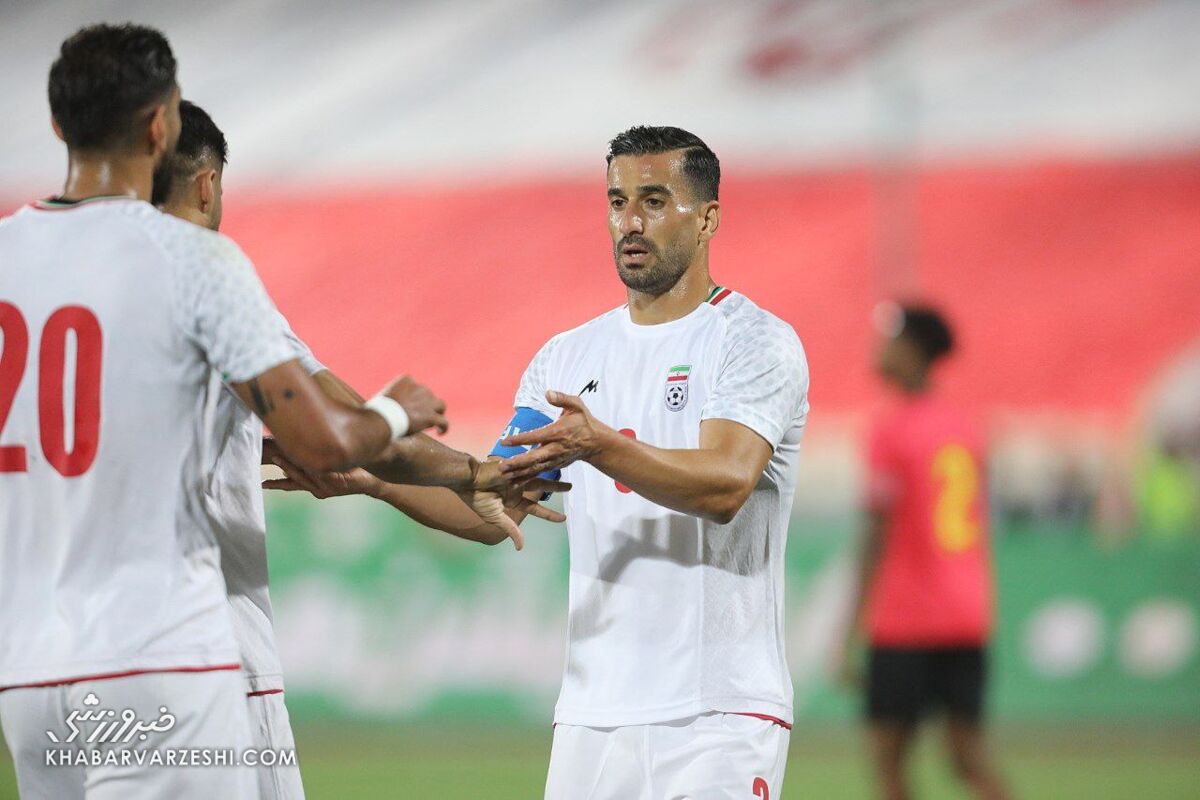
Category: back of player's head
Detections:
[
  {"x1": 48, "y1": 23, "x2": 177, "y2": 151},
  {"x1": 151, "y1": 101, "x2": 227, "y2": 206},
  {"x1": 897, "y1": 304, "x2": 955, "y2": 363},
  {"x1": 606, "y1": 126, "x2": 720, "y2": 202}
]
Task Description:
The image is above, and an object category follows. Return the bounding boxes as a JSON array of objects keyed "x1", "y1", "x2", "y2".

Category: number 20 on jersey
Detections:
[{"x1": 0, "y1": 302, "x2": 103, "y2": 477}]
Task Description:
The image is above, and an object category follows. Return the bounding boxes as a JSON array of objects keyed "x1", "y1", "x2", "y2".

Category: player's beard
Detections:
[{"x1": 613, "y1": 235, "x2": 694, "y2": 297}]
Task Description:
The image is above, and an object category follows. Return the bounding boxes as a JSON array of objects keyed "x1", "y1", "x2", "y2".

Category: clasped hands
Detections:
[{"x1": 262, "y1": 390, "x2": 603, "y2": 551}]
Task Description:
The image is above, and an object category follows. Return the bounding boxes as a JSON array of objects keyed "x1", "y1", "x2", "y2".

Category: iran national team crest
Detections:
[{"x1": 664, "y1": 364, "x2": 691, "y2": 411}]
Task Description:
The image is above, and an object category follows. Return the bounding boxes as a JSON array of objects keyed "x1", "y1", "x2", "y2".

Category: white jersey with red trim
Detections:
[
  {"x1": 0, "y1": 197, "x2": 295, "y2": 689},
  {"x1": 207, "y1": 315, "x2": 322, "y2": 695},
  {"x1": 514, "y1": 288, "x2": 809, "y2": 727}
]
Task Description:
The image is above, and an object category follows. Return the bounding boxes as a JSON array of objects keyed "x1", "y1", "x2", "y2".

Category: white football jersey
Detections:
[
  {"x1": 0, "y1": 197, "x2": 295, "y2": 689},
  {"x1": 204, "y1": 315, "x2": 322, "y2": 694},
  {"x1": 515, "y1": 288, "x2": 809, "y2": 727}
]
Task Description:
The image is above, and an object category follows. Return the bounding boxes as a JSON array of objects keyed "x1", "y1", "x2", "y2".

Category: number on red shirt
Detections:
[
  {"x1": 931, "y1": 443, "x2": 980, "y2": 553},
  {"x1": 0, "y1": 303, "x2": 103, "y2": 476}
]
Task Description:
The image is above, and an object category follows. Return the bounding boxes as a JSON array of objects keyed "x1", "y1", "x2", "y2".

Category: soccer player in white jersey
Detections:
[
  {"x1": 493, "y1": 126, "x2": 810, "y2": 799},
  {"x1": 0, "y1": 24, "x2": 527, "y2": 799},
  {"x1": 152, "y1": 100, "x2": 567, "y2": 799}
]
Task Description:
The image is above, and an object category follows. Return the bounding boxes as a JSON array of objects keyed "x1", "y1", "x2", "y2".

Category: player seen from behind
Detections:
[{"x1": 0, "y1": 23, "x2": 519, "y2": 798}]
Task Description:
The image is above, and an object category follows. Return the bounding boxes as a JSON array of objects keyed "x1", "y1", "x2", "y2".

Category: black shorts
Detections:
[{"x1": 866, "y1": 646, "x2": 986, "y2": 724}]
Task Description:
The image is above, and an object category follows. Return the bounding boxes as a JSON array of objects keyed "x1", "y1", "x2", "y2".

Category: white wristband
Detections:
[{"x1": 364, "y1": 395, "x2": 411, "y2": 440}]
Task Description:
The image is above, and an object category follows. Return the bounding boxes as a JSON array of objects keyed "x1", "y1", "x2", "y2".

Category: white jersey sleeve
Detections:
[
  {"x1": 701, "y1": 313, "x2": 809, "y2": 449},
  {"x1": 165, "y1": 231, "x2": 296, "y2": 383},
  {"x1": 513, "y1": 334, "x2": 563, "y2": 416},
  {"x1": 277, "y1": 312, "x2": 325, "y2": 375}
]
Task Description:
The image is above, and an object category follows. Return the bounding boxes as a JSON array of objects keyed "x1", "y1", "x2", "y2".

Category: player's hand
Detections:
[
  {"x1": 262, "y1": 442, "x2": 384, "y2": 499},
  {"x1": 498, "y1": 391, "x2": 608, "y2": 481},
  {"x1": 379, "y1": 375, "x2": 449, "y2": 435},
  {"x1": 460, "y1": 460, "x2": 571, "y2": 551}
]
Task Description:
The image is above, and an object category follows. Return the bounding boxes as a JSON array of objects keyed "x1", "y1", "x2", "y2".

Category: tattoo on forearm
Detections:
[{"x1": 248, "y1": 379, "x2": 274, "y2": 416}]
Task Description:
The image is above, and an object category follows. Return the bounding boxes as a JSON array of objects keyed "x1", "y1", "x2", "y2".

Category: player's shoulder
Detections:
[
  {"x1": 712, "y1": 289, "x2": 806, "y2": 359},
  {"x1": 537, "y1": 304, "x2": 627, "y2": 354},
  {"x1": 134, "y1": 207, "x2": 248, "y2": 269},
  {"x1": 0, "y1": 204, "x2": 31, "y2": 237}
]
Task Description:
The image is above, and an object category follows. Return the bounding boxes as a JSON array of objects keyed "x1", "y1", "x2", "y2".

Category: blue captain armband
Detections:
[{"x1": 491, "y1": 407, "x2": 562, "y2": 496}]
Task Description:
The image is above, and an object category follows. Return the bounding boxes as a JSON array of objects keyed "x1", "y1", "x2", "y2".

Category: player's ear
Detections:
[
  {"x1": 698, "y1": 201, "x2": 721, "y2": 244},
  {"x1": 51, "y1": 116, "x2": 66, "y2": 143},
  {"x1": 196, "y1": 169, "x2": 216, "y2": 212},
  {"x1": 147, "y1": 103, "x2": 169, "y2": 158}
]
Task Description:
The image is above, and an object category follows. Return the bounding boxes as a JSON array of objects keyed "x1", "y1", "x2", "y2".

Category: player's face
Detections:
[
  {"x1": 607, "y1": 152, "x2": 704, "y2": 295},
  {"x1": 876, "y1": 334, "x2": 923, "y2": 385}
]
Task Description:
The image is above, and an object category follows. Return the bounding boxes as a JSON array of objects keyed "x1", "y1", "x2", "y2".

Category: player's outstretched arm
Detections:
[
  {"x1": 306, "y1": 368, "x2": 556, "y2": 495},
  {"x1": 263, "y1": 452, "x2": 564, "y2": 550},
  {"x1": 260, "y1": 369, "x2": 568, "y2": 550},
  {"x1": 231, "y1": 362, "x2": 447, "y2": 474},
  {"x1": 500, "y1": 391, "x2": 772, "y2": 525}
]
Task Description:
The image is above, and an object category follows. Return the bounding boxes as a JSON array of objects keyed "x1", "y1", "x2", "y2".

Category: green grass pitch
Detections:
[{"x1": 3, "y1": 723, "x2": 1196, "y2": 799}]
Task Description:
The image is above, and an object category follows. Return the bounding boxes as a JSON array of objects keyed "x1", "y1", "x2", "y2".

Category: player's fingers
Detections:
[
  {"x1": 502, "y1": 427, "x2": 557, "y2": 447},
  {"x1": 499, "y1": 445, "x2": 562, "y2": 473},
  {"x1": 521, "y1": 478, "x2": 573, "y2": 495},
  {"x1": 504, "y1": 459, "x2": 564, "y2": 482},
  {"x1": 546, "y1": 391, "x2": 585, "y2": 412},
  {"x1": 521, "y1": 500, "x2": 566, "y2": 523},
  {"x1": 262, "y1": 478, "x2": 302, "y2": 492},
  {"x1": 499, "y1": 459, "x2": 551, "y2": 481},
  {"x1": 492, "y1": 513, "x2": 525, "y2": 551},
  {"x1": 261, "y1": 437, "x2": 283, "y2": 465},
  {"x1": 514, "y1": 452, "x2": 573, "y2": 479},
  {"x1": 433, "y1": 413, "x2": 450, "y2": 434},
  {"x1": 273, "y1": 458, "x2": 323, "y2": 495},
  {"x1": 472, "y1": 492, "x2": 524, "y2": 551}
]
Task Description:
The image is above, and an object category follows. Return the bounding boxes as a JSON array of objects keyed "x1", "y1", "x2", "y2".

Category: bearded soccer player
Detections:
[
  {"x1": 151, "y1": 100, "x2": 567, "y2": 799},
  {"x1": 0, "y1": 24, "x2": 527, "y2": 799},
  {"x1": 491, "y1": 126, "x2": 810, "y2": 799},
  {"x1": 837, "y1": 304, "x2": 1010, "y2": 800}
]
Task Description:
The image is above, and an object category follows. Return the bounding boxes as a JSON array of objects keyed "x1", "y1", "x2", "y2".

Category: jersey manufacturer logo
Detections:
[
  {"x1": 664, "y1": 364, "x2": 690, "y2": 411},
  {"x1": 580, "y1": 379, "x2": 599, "y2": 395}
]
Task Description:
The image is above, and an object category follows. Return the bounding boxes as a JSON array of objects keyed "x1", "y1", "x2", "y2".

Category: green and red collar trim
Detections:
[{"x1": 706, "y1": 285, "x2": 733, "y2": 305}]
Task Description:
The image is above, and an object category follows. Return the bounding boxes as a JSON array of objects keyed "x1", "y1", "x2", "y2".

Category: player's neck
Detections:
[
  {"x1": 60, "y1": 153, "x2": 155, "y2": 203},
  {"x1": 161, "y1": 203, "x2": 212, "y2": 229},
  {"x1": 626, "y1": 263, "x2": 715, "y2": 326}
]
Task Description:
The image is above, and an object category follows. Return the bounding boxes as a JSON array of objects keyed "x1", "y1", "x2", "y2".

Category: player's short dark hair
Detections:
[
  {"x1": 898, "y1": 304, "x2": 955, "y2": 362},
  {"x1": 151, "y1": 101, "x2": 228, "y2": 206},
  {"x1": 606, "y1": 126, "x2": 720, "y2": 201},
  {"x1": 48, "y1": 23, "x2": 177, "y2": 151}
]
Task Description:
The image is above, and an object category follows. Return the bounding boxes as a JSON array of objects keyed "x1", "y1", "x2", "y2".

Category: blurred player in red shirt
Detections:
[{"x1": 838, "y1": 303, "x2": 1011, "y2": 800}]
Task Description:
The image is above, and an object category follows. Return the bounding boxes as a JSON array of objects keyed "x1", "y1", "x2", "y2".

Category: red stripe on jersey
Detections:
[
  {"x1": 729, "y1": 712, "x2": 793, "y2": 730},
  {"x1": 246, "y1": 688, "x2": 285, "y2": 698},
  {"x1": 667, "y1": 375, "x2": 689, "y2": 382},
  {"x1": 709, "y1": 288, "x2": 733, "y2": 305},
  {"x1": 0, "y1": 663, "x2": 241, "y2": 692}
]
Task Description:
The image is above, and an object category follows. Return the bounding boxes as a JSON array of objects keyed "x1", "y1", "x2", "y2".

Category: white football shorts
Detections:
[
  {"x1": 0, "y1": 668, "x2": 257, "y2": 799},
  {"x1": 244, "y1": 690, "x2": 304, "y2": 800},
  {"x1": 545, "y1": 711, "x2": 789, "y2": 800}
]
